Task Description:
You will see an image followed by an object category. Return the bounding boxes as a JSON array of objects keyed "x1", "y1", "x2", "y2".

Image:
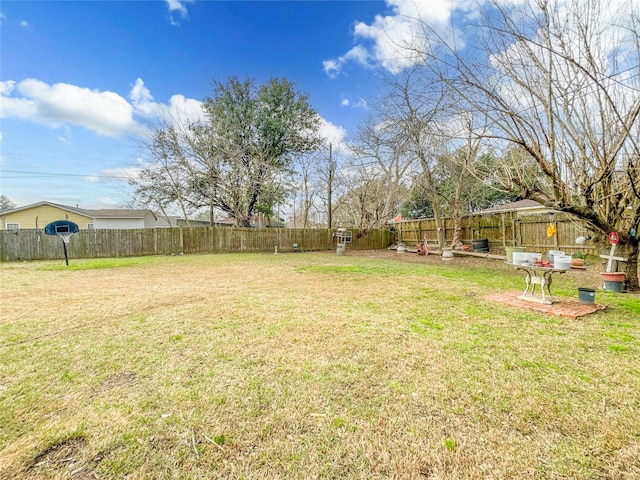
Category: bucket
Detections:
[
  {"x1": 554, "y1": 255, "x2": 572, "y2": 271},
  {"x1": 472, "y1": 238, "x2": 489, "y2": 252},
  {"x1": 336, "y1": 243, "x2": 345, "y2": 255},
  {"x1": 548, "y1": 250, "x2": 564, "y2": 266},
  {"x1": 578, "y1": 288, "x2": 595, "y2": 305},
  {"x1": 505, "y1": 246, "x2": 526, "y2": 264},
  {"x1": 604, "y1": 281, "x2": 623, "y2": 293},
  {"x1": 512, "y1": 251, "x2": 528, "y2": 265}
]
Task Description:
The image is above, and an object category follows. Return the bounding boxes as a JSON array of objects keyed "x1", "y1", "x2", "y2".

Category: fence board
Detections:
[
  {"x1": 1, "y1": 212, "x2": 599, "y2": 263},
  {"x1": 397, "y1": 212, "x2": 599, "y2": 256},
  {"x1": 0, "y1": 227, "x2": 394, "y2": 262}
]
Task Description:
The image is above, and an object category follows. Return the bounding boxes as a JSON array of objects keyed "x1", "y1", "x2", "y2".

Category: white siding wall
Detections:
[
  {"x1": 143, "y1": 212, "x2": 157, "y2": 228},
  {"x1": 93, "y1": 218, "x2": 145, "y2": 229}
]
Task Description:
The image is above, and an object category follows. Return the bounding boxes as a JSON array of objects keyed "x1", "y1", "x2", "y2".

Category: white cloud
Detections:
[
  {"x1": 325, "y1": 0, "x2": 463, "y2": 77},
  {"x1": 0, "y1": 77, "x2": 204, "y2": 137},
  {"x1": 319, "y1": 118, "x2": 347, "y2": 150},
  {"x1": 129, "y1": 78, "x2": 205, "y2": 126},
  {"x1": 353, "y1": 98, "x2": 369, "y2": 109},
  {"x1": 323, "y1": 45, "x2": 373, "y2": 78},
  {"x1": 326, "y1": 0, "x2": 640, "y2": 78},
  {"x1": 129, "y1": 78, "x2": 154, "y2": 105},
  {"x1": 166, "y1": 0, "x2": 195, "y2": 26},
  {"x1": 20, "y1": 20, "x2": 28, "y2": 28},
  {"x1": 0, "y1": 81, "x2": 15, "y2": 95},
  {"x1": 0, "y1": 79, "x2": 135, "y2": 136},
  {"x1": 323, "y1": 59, "x2": 341, "y2": 79},
  {"x1": 0, "y1": 80, "x2": 38, "y2": 119},
  {"x1": 340, "y1": 97, "x2": 369, "y2": 109}
]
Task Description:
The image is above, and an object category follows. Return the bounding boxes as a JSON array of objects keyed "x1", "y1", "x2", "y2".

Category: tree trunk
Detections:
[
  {"x1": 237, "y1": 215, "x2": 251, "y2": 228},
  {"x1": 431, "y1": 192, "x2": 446, "y2": 248},
  {"x1": 451, "y1": 214, "x2": 463, "y2": 250},
  {"x1": 450, "y1": 162, "x2": 466, "y2": 250},
  {"x1": 624, "y1": 240, "x2": 639, "y2": 291}
]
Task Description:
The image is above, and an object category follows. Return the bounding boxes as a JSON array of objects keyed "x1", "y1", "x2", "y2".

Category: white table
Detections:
[{"x1": 515, "y1": 265, "x2": 567, "y2": 305}]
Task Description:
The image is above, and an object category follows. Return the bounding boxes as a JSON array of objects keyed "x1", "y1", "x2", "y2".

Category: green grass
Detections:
[{"x1": 1, "y1": 252, "x2": 639, "y2": 479}]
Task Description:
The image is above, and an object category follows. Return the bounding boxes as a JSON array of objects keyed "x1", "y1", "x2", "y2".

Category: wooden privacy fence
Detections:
[
  {"x1": 396, "y1": 211, "x2": 598, "y2": 255},
  {"x1": 0, "y1": 227, "x2": 394, "y2": 262}
]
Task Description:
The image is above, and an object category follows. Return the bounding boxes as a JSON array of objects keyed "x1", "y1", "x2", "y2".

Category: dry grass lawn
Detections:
[{"x1": 1, "y1": 251, "x2": 639, "y2": 479}]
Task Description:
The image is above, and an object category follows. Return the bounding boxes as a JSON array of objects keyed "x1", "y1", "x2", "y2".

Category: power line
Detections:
[{"x1": 0, "y1": 169, "x2": 134, "y2": 180}]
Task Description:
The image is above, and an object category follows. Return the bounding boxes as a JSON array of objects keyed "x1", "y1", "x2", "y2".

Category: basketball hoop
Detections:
[
  {"x1": 44, "y1": 220, "x2": 79, "y2": 265},
  {"x1": 58, "y1": 233, "x2": 73, "y2": 244}
]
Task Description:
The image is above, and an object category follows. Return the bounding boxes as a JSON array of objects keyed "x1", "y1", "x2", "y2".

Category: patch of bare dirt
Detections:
[
  {"x1": 27, "y1": 437, "x2": 95, "y2": 479},
  {"x1": 347, "y1": 248, "x2": 512, "y2": 267},
  {"x1": 97, "y1": 371, "x2": 138, "y2": 391}
]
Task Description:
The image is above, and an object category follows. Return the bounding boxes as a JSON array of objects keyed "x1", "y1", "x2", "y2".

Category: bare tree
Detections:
[
  {"x1": 131, "y1": 125, "x2": 196, "y2": 225},
  {"x1": 440, "y1": 114, "x2": 484, "y2": 249},
  {"x1": 290, "y1": 147, "x2": 334, "y2": 229},
  {"x1": 378, "y1": 65, "x2": 453, "y2": 246},
  {"x1": 0, "y1": 195, "x2": 16, "y2": 212},
  {"x1": 410, "y1": 0, "x2": 640, "y2": 289},
  {"x1": 345, "y1": 116, "x2": 415, "y2": 229}
]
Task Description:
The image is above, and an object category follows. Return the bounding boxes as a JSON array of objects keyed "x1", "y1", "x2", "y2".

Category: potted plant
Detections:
[
  {"x1": 601, "y1": 272, "x2": 625, "y2": 282},
  {"x1": 571, "y1": 251, "x2": 588, "y2": 266},
  {"x1": 602, "y1": 271, "x2": 625, "y2": 293}
]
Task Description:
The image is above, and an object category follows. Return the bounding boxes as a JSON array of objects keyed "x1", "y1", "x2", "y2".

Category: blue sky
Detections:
[
  {"x1": 5, "y1": 0, "x2": 628, "y2": 212},
  {"x1": 1, "y1": 0, "x2": 401, "y2": 209}
]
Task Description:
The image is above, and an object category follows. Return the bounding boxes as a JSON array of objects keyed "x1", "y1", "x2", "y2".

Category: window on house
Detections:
[
  {"x1": 87, "y1": 223, "x2": 94, "y2": 230},
  {"x1": 6, "y1": 223, "x2": 19, "y2": 230}
]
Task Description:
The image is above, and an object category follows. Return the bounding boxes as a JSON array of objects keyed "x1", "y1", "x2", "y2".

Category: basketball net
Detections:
[{"x1": 58, "y1": 233, "x2": 73, "y2": 244}]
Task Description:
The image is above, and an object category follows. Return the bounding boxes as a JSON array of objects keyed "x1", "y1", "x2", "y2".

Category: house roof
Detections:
[
  {"x1": 88, "y1": 209, "x2": 156, "y2": 219},
  {"x1": 0, "y1": 201, "x2": 155, "y2": 219},
  {"x1": 479, "y1": 199, "x2": 544, "y2": 213}
]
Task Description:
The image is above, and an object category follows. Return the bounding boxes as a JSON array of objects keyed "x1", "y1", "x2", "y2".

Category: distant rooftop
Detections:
[
  {"x1": 479, "y1": 199, "x2": 543, "y2": 213},
  {"x1": 0, "y1": 201, "x2": 154, "y2": 219}
]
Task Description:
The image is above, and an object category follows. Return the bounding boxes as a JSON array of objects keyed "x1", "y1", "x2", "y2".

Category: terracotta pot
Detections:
[
  {"x1": 570, "y1": 258, "x2": 585, "y2": 267},
  {"x1": 601, "y1": 272, "x2": 625, "y2": 282}
]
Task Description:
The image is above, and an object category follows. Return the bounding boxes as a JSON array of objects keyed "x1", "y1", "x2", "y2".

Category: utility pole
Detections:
[{"x1": 327, "y1": 143, "x2": 334, "y2": 230}]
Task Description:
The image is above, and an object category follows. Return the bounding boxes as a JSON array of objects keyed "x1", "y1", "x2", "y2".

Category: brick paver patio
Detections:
[{"x1": 485, "y1": 291, "x2": 607, "y2": 319}]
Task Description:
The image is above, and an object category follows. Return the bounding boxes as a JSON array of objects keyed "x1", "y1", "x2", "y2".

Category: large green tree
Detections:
[
  {"x1": 193, "y1": 77, "x2": 322, "y2": 226},
  {"x1": 134, "y1": 77, "x2": 322, "y2": 227}
]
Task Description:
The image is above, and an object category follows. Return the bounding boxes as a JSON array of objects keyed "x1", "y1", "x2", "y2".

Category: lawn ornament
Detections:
[
  {"x1": 333, "y1": 229, "x2": 352, "y2": 255},
  {"x1": 605, "y1": 231, "x2": 619, "y2": 273}
]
